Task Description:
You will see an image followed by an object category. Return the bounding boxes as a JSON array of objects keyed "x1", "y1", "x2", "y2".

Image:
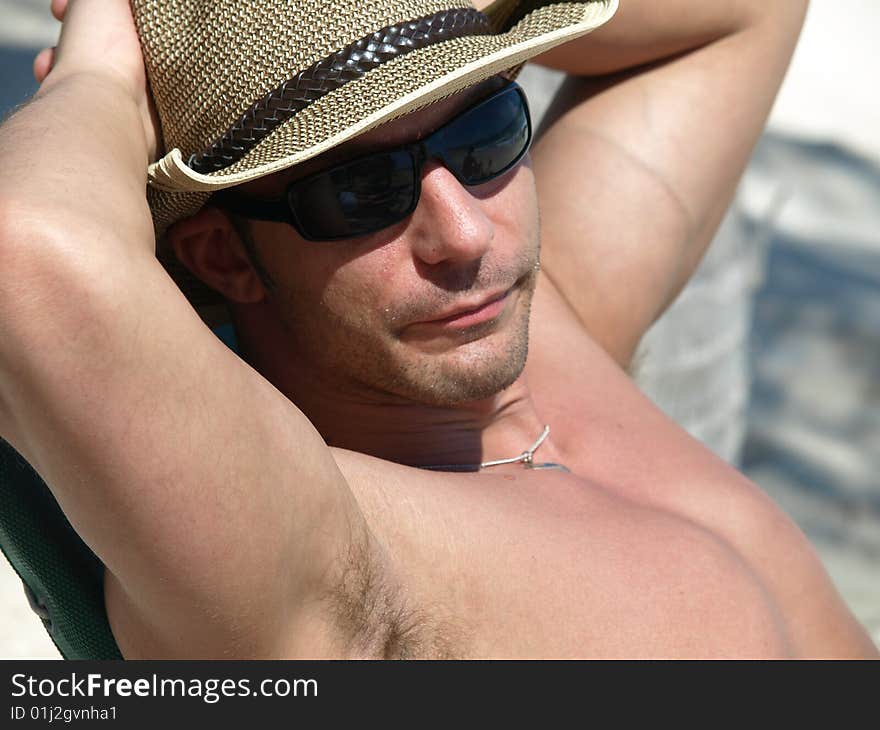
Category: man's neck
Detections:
[
  {"x1": 233, "y1": 317, "x2": 556, "y2": 471},
  {"x1": 294, "y1": 375, "x2": 547, "y2": 470}
]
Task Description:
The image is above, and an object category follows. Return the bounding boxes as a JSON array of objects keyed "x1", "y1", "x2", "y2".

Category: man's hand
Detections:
[{"x1": 34, "y1": 0, "x2": 158, "y2": 161}]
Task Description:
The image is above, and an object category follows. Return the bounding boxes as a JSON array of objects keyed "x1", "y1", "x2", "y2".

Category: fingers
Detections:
[
  {"x1": 36, "y1": 0, "x2": 67, "y2": 83},
  {"x1": 33, "y1": 47, "x2": 56, "y2": 85},
  {"x1": 51, "y1": 0, "x2": 70, "y2": 22}
]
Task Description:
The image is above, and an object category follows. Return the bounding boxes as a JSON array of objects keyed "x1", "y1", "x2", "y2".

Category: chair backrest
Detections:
[{"x1": 0, "y1": 438, "x2": 122, "y2": 660}]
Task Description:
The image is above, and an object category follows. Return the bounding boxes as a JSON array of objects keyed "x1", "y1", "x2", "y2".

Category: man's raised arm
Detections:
[
  {"x1": 525, "y1": 0, "x2": 808, "y2": 366},
  {"x1": 0, "y1": 0, "x2": 370, "y2": 658}
]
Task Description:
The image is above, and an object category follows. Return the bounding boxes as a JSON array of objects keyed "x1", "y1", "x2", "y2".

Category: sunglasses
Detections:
[{"x1": 212, "y1": 83, "x2": 532, "y2": 241}]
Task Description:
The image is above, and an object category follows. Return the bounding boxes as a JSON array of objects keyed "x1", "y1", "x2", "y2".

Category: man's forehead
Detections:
[{"x1": 241, "y1": 75, "x2": 508, "y2": 197}]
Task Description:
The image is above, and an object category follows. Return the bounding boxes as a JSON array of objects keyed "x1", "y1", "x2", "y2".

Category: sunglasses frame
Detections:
[{"x1": 212, "y1": 82, "x2": 532, "y2": 242}]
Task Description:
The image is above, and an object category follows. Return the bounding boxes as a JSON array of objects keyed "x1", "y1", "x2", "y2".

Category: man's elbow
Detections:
[
  {"x1": 0, "y1": 200, "x2": 71, "y2": 313},
  {"x1": 740, "y1": 0, "x2": 809, "y2": 34},
  {"x1": 0, "y1": 199, "x2": 114, "y2": 381}
]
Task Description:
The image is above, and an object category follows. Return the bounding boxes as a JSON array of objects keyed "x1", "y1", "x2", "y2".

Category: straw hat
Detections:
[{"x1": 134, "y1": 0, "x2": 618, "y2": 319}]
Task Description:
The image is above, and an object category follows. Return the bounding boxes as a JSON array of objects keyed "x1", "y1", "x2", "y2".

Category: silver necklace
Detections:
[{"x1": 421, "y1": 425, "x2": 571, "y2": 473}]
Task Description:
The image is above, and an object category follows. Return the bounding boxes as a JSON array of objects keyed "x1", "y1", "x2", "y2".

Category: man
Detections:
[{"x1": 0, "y1": 0, "x2": 874, "y2": 658}]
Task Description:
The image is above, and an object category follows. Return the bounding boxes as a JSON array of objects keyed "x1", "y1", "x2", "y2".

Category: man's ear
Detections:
[{"x1": 168, "y1": 207, "x2": 266, "y2": 304}]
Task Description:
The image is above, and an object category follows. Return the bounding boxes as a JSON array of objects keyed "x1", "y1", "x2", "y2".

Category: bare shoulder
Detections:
[
  {"x1": 696, "y1": 482, "x2": 879, "y2": 658},
  {"x1": 525, "y1": 278, "x2": 877, "y2": 657},
  {"x1": 602, "y1": 483, "x2": 876, "y2": 658}
]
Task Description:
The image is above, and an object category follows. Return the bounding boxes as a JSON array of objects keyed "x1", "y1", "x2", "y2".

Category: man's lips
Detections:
[{"x1": 411, "y1": 288, "x2": 513, "y2": 330}]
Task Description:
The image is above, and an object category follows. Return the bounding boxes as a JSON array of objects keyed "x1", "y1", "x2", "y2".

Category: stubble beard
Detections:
[
  {"x1": 377, "y1": 270, "x2": 537, "y2": 406},
  {"x1": 275, "y1": 260, "x2": 538, "y2": 408}
]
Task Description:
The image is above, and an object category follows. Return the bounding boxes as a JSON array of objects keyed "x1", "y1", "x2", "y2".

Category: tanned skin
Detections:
[{"x1": 1, "y1": 0, "x2": 876, "y2": 658}]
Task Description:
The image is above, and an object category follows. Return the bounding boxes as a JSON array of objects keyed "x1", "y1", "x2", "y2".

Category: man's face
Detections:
[{"x1": 235, "y1": 79, "x2": 542, "y2": 406}]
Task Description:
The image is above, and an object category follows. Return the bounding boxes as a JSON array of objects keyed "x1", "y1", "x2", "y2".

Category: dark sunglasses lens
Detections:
[
  {"x1": 289, "y1": 150, "x2": 417, "y2": 239},
  {"x1": 430, "y1": 87, "x2": 530, "y2": 185}
]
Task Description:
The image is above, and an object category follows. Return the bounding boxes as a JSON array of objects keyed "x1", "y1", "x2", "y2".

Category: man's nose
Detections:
[{"x1": 407, "y1": 161, "x2": 494, "y2": 266}]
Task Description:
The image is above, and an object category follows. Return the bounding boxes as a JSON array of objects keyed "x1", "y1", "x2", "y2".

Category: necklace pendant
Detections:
[
  {"x1": 527, "y1": 462, "x2": 572, "y2": 473},
  {"x1": 420, "y1": 425, "x2": 564, "y2": 473}
]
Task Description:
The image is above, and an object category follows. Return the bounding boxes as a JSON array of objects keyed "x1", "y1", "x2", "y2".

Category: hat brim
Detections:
[{"x1": 149, "y1": 2, "x2": 617, "y2": 223}]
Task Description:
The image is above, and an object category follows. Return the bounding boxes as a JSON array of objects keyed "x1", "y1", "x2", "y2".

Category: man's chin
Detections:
[{"x1": 389, "y1": 329, "x2": 530, "y2": 406}]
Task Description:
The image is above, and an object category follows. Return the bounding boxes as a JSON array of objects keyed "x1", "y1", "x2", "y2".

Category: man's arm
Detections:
[
  {"x1": 525, "y1": 0, "x2": 808, "y2": 366},
  {"x1": 0, "y1": 0, "x2": 371, "y2": 658}
]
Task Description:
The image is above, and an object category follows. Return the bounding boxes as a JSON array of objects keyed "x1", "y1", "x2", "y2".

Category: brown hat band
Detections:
[{"x1": 188, "y1": 7, "x2": 493, "y2": 175}]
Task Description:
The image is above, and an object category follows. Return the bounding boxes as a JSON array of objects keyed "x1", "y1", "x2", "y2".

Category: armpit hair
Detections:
[{"x1": 324, "y1": 535, "x2": 464, "y2": 659}]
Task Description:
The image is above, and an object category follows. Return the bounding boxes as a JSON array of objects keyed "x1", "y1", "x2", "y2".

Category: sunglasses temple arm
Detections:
[{"x1": 212, "y1": 192, "x2": 294, "y2": 224}]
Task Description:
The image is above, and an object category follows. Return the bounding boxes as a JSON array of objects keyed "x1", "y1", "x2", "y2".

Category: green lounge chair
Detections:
[{"x1": 0, "y1": 437, "x2": 122, "y2": 659}]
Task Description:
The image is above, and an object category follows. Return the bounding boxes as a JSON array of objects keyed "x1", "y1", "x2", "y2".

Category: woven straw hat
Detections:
[{"x1": 133, "y1": 0, "x2": 618, "y2": 317}]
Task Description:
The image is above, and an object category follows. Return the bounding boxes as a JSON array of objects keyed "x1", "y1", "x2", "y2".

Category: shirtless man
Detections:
[{"x1": 0, "y1": 0, "x2": 875, "y2": 658}]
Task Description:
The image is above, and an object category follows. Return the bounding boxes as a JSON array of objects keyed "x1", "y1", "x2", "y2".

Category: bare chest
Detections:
[{"x1": 339, "y1": 463, "x2": 792, "y2": 659}]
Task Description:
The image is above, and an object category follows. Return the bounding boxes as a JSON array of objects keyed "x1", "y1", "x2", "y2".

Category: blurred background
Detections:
[{"x1": 1, "y1": 0, "x2": 877, "y2": 656}]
